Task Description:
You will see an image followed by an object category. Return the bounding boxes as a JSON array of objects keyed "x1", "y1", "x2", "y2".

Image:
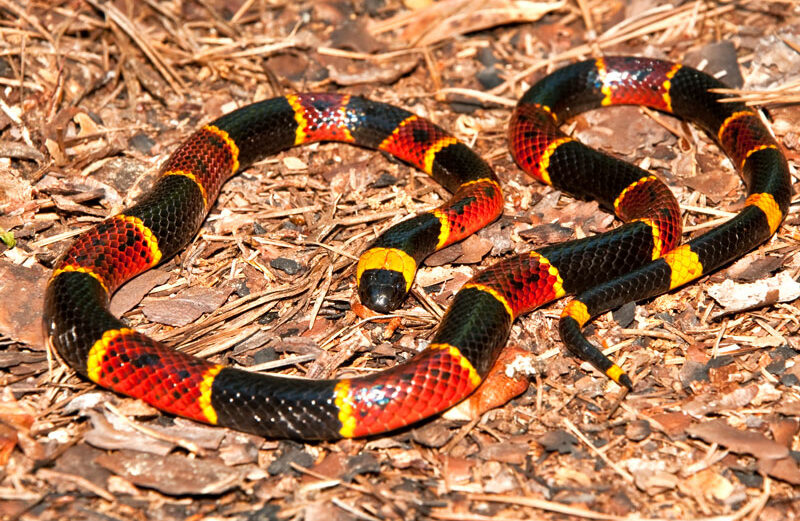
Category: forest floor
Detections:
[{"x1": 1, "y1": 0, "x2": 800, "y2": 520}]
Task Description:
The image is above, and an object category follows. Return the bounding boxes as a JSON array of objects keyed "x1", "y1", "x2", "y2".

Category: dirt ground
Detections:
[{"x1": 1, "y1": 0, "x2": 800, "y2": 520}]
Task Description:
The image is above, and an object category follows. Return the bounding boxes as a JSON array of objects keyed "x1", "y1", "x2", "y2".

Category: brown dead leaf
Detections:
[
  {"x1": 410, "y1": 422, "x2": 453, "y2": 448},
  {"x1": 443, "y1": 455, "x2": 475, "y2": 487},
  {"x1": 626, "y1": 458, "x2": 679, "y2": 495},
  {"x1": 769, "y1": 418, "x2": 798, "y2": 448},
  {"x1": 576, "y1": 105, "x2": 672, "y2": 156},
  {"x1": 50, "y1": 193, "x2": 108, "y2": 216},
  {"x1": 477, "y1": 442, "x2": 528, "y2": 465},
  {"x1": 650, "y1": 411, "x2": 692, "y2": 438},
  {"x1": 707, "y1": 272, "x2": 800, "y2": 318},
  {"x1": 424, "y1": 242, "x2": 463, "y2": 267},
  {"x1": 0, "y1": 388, "x2": 35, "y2": 431},
  {"x1": 73, "y1": 111, "x2": 101, "y2": 137},
  {"x1": 776, "y1": 401, "x2": 800, "y2": 416},
  {"x1": 718, "y1": 384, "x2": 760, "y2": 409},
  {"x1": 322, "y1": 54, "x2": 421, "y2": 86},
  {"x1": 218, "y1": 434, "x2": 260, "y2": 466},
  {"x1": 725, "y1": 252, "x2": 784, "y2": 281},
  {"x1": 483, "y1": 463, "x2": 518, "y2": 493},
  {"x1": 141, "y1": 284, "x2": 234, "y2": 326},
  {"x1": 0, "y1": 260, "x2": 48, "y2": 348},
  {"x1": 35, "y1": 173, "x2": 124, "y2": 208},
  {"x1": 95, "y1": 450, "x2": 246, "y2": 496},
  {"x1": 687, "y1": 419, "x2": 789, "y2": 460},
  {"x1": 84, "y1": 410, "x2": 174, "y2": 456},
  {"x1": 684, "y1": 154, "x2": 741, "y2": 202},
  {"x1": 109, "y1": 269, "x2": 170, "y2": 317},
  {"x1": 0, "y1": 388, "x2": 38, "y2": 465},
  {"x1": 518, "y1": 222, "x2": 574, "y2": 243},
  {"x1": 305, "y1": 452, "x2": 347, "y2": 483},
  {"x1": 0, "y1": 140, "x2": 46, "y2": 164},
  {"x1": 329, "y1": 20, "x2": 384, "y2": 53},
  {"x1": 455, "y1": 233, "x2": 493, "y2": 264},
  {"x1": 392, "y1": 0, "x2": 564, "y2": 47},
  {"x1": 757, "y1": 456, "x2": 800, "y2": 485},
  {"x1": 0, "y1": 168, "x2": 34, "y2": 205}
]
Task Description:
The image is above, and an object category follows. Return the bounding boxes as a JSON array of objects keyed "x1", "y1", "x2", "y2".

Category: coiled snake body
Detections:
[{"x1": 44, "y1": 57, "x2": 791, "y2": 439}]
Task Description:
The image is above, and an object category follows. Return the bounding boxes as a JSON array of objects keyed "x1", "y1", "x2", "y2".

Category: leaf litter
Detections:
[{"x1": 0, "y1": 0, "x2": 799, "y2": 519}]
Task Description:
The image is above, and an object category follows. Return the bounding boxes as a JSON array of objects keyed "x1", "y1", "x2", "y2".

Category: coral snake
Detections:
[{"x1": 44, "y1": 56, "x2": 791, "y2": 440}]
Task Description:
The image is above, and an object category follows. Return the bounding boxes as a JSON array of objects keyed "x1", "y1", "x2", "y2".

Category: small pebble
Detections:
[
  {"x1": 372, "y1": 172, "x2": 398, "y2": 188},
  {"x1": 270, "y1": 257, "x2": 301, "y2": 275},
  {"x1": 476, "y1": 46, "x2": 499, "y2": 67},
  {"x1": 537, "y1": 429, "x2": 578, "y2": 454},
  {"x1": 448, "y1": 95, "x2": 482, "y2": 114},
  {"x1": 267, "y1": 442, "x2": 314, "y2": 475},
  {"x1": 625, "y1": 419, "x2": 652, "y2": 442},
  {"x1": 364, "y1": 0, "x2": 385, "y2": 16},
  {"x1": 476, "y1": 66, "x2": 503, "y2": 90},
  {"x1": 343, "y1": 453, "x2": 381, "y2": 481},
  {"x1": 258, "y1": 311, "x2": 279, "y2": 324},
  {"x1": 234, "y1": 280, "x2": 249, "y2": 297},
  {"x1": 612, "y1": 301, "x2": 636, "y2": 329},
  {"x1": 281, "y1": 220, "x2": 302, "y2": 231},
  {"x1": 129, "y1": 132, "x2": 155, "y2": 154},
  {"x1": 253, "y1": 347, "x2": 278, "y2": 365},
  {"x1": 252, "y1": 221, "x2": 267, "y2": 235}
]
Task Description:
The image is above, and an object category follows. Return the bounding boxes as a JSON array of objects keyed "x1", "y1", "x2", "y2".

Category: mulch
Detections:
[{"x1": 1, "y1": 0, "x2": 799, "y2": 520}]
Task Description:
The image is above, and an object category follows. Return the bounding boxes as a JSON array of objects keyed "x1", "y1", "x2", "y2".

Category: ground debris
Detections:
[
  {"x1": 94, "y1": 449, "x2": 248, "y2": 496},
  {"x1": 707, "y1": 271, "x2": 800, "y2": 318},
  {"x1": 1, "y1": 0, "x2": 798, "y2": 519}
]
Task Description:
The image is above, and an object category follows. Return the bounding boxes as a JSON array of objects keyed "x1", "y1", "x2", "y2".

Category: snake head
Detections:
[{"x1": 357, "y1": 269, "x2": 408, "y2": 313}]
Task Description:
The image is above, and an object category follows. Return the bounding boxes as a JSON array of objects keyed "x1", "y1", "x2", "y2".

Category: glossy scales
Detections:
[
  {"x1": 44, "y1": 58, "x2": 791, "y2": 440},
  {"x1": 535, "y1": 58, "x2": 791, "y2": 387},
  {"x1": 44, "y1": 93, "x2": 502, "y2": 439}
]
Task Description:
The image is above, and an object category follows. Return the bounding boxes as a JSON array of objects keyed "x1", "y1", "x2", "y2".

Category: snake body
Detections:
[{"x1": 44, "y1": 57, "x2": 791, "y2": 439}]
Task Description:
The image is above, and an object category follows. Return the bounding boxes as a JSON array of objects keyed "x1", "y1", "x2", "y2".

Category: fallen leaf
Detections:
[
  {"x1": 395, "y1": 0, "x2": 565, "y2": 47},
  {"x1": 95, "y1": 450, "x2": 245, "y2": 495},
  {"x1": 776, "y1": 401, "x2": 800, "y2": 416},
  {"x1": 684, "y1": 40, "x2": 744, "y2": 88},
  {"x1": 410, "y1": 422, "x2": 453, "y2": 448},
  {"x1": 650, "y1": 411, "x2": 692, "y2": 438},
  {"x1": 282, "y1": 156, "x2": 307, "y2": 171},
  {"x1": 687, "y1": 419, "x2": 788, "y2": 460},
  {"x1": 769, "y1": 418, "x2": 798, "y2": 448},
  {"x1": 684, "y1": 154, "x2": 741, "y2": 202},
  {"x1": 329, "y1": 19, "x2": 383, "y2": 53},
  {"x1": 109, "y1": 269, "x2": 170, "y2": 317},
  {"x1": 443, "y1": 455, "x2": 475, "y2": 487},
  {"x1": 725, "y1": 252, "x2": 784, "y2": 281},
  {"x1": 484, "y1": 464, "x2": 518, "y2": 493},
  {"x1": 323, "y1": 54, "x2": 421, "y2": 86},
  {"x1": 476, "y1": 442, "x2": 528, "y2": 465},
  {"x1": 707, "y1": 272, "x2": 800, "y2": 317},
  {"x1": 758, "y1": 456, "x2": 800, "y2": 485},
  {"x1": 455, "y1": 234, "x2": 494, "y2": 264},
  {"x1": 141, "y1": 284, "x2": 234, "y2": 326},
  {"x1": 0, "y1": 259, "x2": 48, "y2": 347}
]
